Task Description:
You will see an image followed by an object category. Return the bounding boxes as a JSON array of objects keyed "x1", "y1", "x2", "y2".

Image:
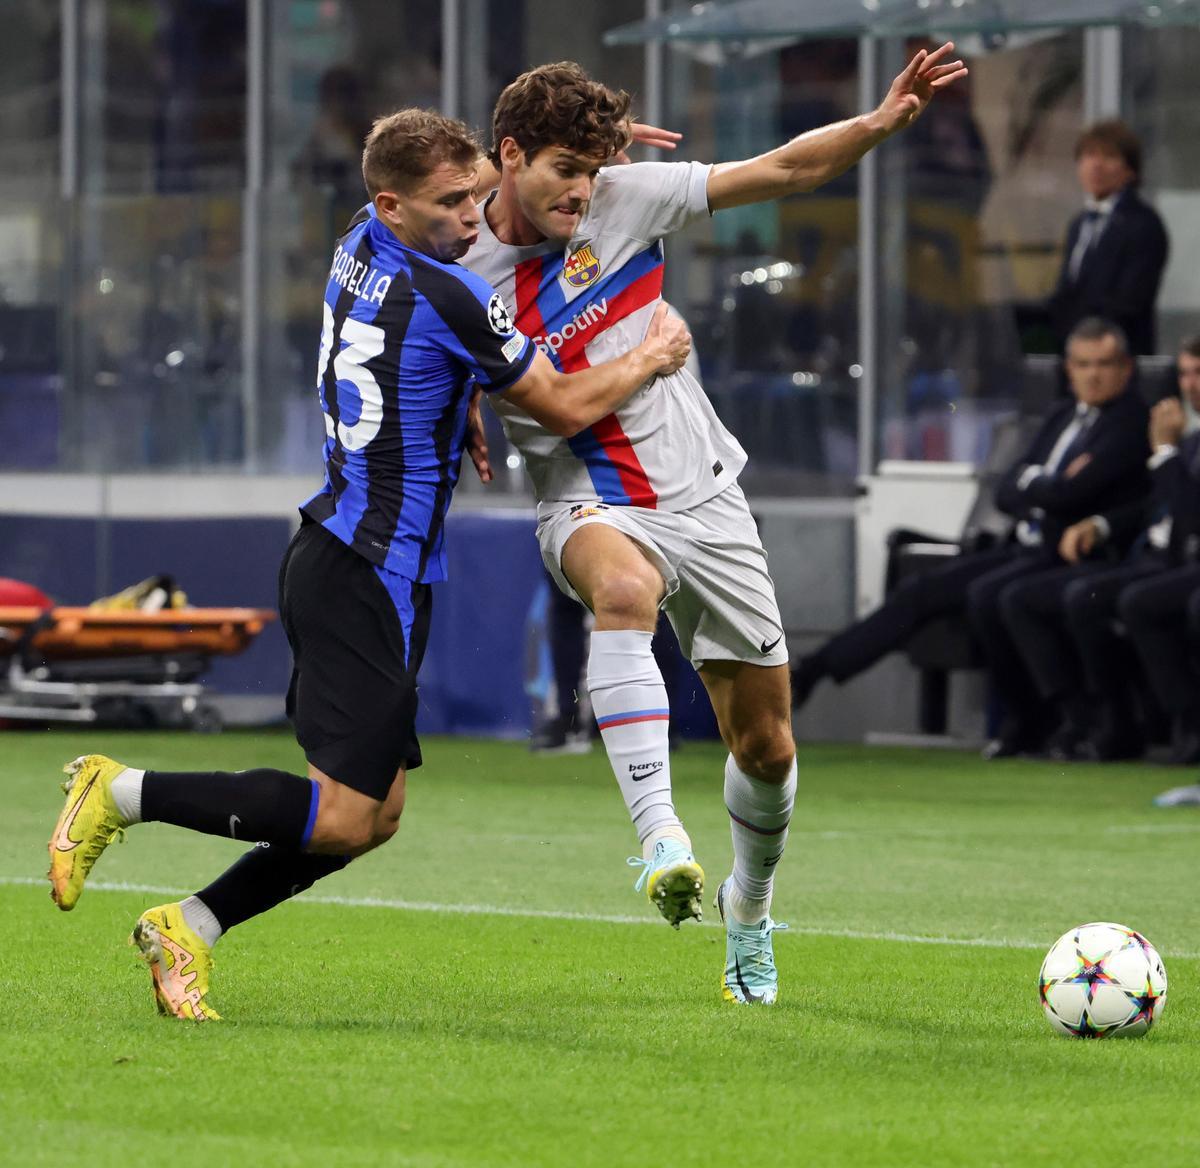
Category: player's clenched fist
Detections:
[{"x1": 642, "y1": 302, "x2": 691, "y2": 376}]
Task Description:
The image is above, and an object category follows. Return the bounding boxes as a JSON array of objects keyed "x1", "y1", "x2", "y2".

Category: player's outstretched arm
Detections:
[
  {"x1": 497, "y1": 303, "x2": 689, "y2": 437},
  {"x1": 706, "y1": 42, "x2": 967, "y2": 211}
]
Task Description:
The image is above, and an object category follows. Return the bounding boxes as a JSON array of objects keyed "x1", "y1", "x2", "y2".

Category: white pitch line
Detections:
[{"x1": 7, "y1": 875, "x2": 1199, "y2": 958}]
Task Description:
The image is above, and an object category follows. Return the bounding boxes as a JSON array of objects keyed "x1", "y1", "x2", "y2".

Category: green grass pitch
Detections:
[{"x1": 4, "y1": 729, "x2": 1200, "y2": 1165}]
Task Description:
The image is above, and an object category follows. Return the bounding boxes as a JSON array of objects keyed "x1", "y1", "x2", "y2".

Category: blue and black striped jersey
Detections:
[{"x1": 301, "y1": 204, "x2": 534, "y2": 582}]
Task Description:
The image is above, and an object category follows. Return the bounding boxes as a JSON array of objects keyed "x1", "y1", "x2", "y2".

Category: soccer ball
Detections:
[{"x1": 1038, "y1": 922, "x2": 1167, "y2": 1038}]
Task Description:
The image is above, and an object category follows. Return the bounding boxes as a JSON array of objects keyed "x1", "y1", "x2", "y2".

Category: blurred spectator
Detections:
[
  {"x1": 293, "y1": 65, "x2": 375, "y2": 229},
  {"x1": 1047, "y1": 120, "x2": 1169, "y2": 358},
  {"x1": 791, "y1": 319, "x2": 1150, "y2": 758},
  {"x1": 1119, "y1": 337, "x2": 1200, "y2": 763},
  {"x1": 996, "y1": 336, "x2": 1200, "y2": 762},
  {"x1": 1152, "y1": 582, "x2": 1200, "y2": 805},
  {"x1": 529, "y1": 569, "x2": 592, "y2": 754}
]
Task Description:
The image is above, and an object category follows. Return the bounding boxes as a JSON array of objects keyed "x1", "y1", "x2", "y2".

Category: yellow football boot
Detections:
[
  {"x1": 47, "y1": 754, "x2": 129, "y2": 910},
  {"x1": 131, "y1": 904, "x2": 221, "y2": 1022}
]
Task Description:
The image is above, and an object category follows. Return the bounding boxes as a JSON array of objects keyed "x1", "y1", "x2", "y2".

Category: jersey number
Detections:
[{"x1": 317, "y1": 301, "x2": 386, "y2": 451}]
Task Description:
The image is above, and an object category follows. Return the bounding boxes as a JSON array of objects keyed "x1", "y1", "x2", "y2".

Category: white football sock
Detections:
[
  {"x1": 724, "y1": 753, "x2": 796, "y2": 925},
  {"x1": 180, "y1": 895, "x2": 224, "y2": 949},
  {"x1": 587, "y1": 628, "x2": 687, "y2": 850},
  {"x1": 642, "y1": 823, "x2": 692, "y2": 860},
  {"x1": 110, "y1": 768, "x2": 146, "y2": 825}
]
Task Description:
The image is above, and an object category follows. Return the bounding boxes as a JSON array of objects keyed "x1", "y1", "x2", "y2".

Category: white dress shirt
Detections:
[{"x1": 1066, "y1": 193, "x2": 1118, "y2": 282}]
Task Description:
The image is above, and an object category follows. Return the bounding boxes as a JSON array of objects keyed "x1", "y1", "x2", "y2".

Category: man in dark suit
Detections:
[
  {"x1": 1047, "y1": 120, "x2": 1169, "y2": 357},
  {"x1": 1118, "y1": 338, "x2": 1200, "y2": 765},
  {"x1": 791, "y1": 318, "x2": 1150, "y2": 749},
  {"x1": 995, "y1": 337, "x2": 1200, "y2": 761}
]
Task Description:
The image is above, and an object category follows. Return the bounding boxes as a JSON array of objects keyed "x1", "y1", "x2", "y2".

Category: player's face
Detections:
[
  {"x1": 1065, "y1": 334, "x2": 1132, "y2": 406},
  {"x1": 382, "y1": 161, "x2": 482, "y2": 262},
  {"x1": 1178, "y1": 352, "x2": 1200, "y2": 413},
  {"x1": 511, "y1": 146, "x2": 606, "y2": 242},
  {"x1": 1076, "y1": 145, "x2": 1134, "y2": 201}
]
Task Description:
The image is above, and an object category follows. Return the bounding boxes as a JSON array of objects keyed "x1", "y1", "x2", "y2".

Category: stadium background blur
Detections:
[{"x1": 2, "y1": 1, "x2": 1198, "y2": 744}]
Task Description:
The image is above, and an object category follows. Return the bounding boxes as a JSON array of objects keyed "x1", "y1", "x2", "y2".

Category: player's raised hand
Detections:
[
  {"x1": 629, "y1": 121, "x2": 682, "y2": 152},
  {"x1": 876, "y1": 42, "x2": 968, "y2": 133},
  {"x1": 642, "y1": 302, "x2": 691, "y2": 376},
  {"x1": 610, "y1": 122, "x2": 683, "y2": 166},
  {"x1": 465, "y1": 386, "x2": 492, "y2": 483}
]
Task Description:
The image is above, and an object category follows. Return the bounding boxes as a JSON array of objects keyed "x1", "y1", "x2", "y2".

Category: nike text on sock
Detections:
[{"x1": 587, "y1": 628, "x2": 684, "y2": 844}]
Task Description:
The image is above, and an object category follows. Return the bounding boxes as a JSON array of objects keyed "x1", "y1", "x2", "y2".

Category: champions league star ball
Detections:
[
  {"x1": 486, "y1": 292, "x2": 515, "y2": 335},
  {"x1": 1038, "y1": 922, "x2": 1167, "y2": 1038}
]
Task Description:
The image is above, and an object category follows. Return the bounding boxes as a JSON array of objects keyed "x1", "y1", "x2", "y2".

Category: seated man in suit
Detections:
[
  {"x1": 792, "y1": 317, "x2": 1151, "y2": 756},
  {"x1": 1155, "y1": 575, "x2": 1200, "y2": 803},
  {"x1": 1047, "y1": 120, "x2": 1169, "y2": 358},
  {"x1": 1121, "y1": 338, "x2": 1200, "y2": 769},
  {"x1": 995, "y1": 336, "x2": 1200, "y2": 761}
]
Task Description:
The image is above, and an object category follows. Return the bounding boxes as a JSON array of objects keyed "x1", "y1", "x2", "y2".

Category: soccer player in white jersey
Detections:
[{"x1": 462, "y1": 49, "x2": 967, "y2": 1005}]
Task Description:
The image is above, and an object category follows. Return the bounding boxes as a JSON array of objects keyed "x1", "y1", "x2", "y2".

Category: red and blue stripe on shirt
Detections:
[{"x1": 513, "y1": 243, "x2": 665, "y2": 508}]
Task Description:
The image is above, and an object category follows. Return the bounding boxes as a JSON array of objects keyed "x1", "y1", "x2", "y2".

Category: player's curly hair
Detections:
[
  {"x1": 362, "y1": 108, "x2": 481, "y2": 197},
  {"x1": 488, "y1": 62, "x2": 632, "y2": 166}
]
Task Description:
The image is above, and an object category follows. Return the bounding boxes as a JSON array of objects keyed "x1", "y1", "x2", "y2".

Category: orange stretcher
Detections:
[
  {"x1": 0, "y1": 607, "x2": 274, "y2": 660},
  {"x1": 0, "y1": 606, "x2": 276, "y2": 730}
]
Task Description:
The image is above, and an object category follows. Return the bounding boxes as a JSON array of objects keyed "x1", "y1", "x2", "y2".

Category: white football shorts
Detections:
[{"x1": 537, "y1": 482, "x2": 788, "y2": 669}]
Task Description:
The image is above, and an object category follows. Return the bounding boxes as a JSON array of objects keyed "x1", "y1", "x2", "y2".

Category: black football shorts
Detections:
[{"x1": 279, "y1": 519, "x2": 431, "y2": 800}]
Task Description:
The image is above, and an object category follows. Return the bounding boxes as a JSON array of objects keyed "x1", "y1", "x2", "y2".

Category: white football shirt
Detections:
[{"x1": 463, "y1": 161, "x2": 747, "y2": 513}]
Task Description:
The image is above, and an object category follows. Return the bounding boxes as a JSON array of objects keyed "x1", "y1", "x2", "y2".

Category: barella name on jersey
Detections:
[
  {"x1": 329, "y1": 245, "x2": 392, "y2": 305},
  {"x1": 532, "y1": 297, "x2": 609, "y2": 356}
]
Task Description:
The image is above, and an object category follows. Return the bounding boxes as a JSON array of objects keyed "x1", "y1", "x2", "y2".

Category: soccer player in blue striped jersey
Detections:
[{"x1": 46, "y1": 108, "x2": 691, "y2": 1021}]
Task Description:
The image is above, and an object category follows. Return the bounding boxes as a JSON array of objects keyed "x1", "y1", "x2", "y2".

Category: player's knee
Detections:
[
  {"x1": 590, "y1": 571, "x2": 660, "y2": 625},
  {"x1": 312, "y1": 800, "x2": 377, "y2": 854},
  {"x1": 732, "y1": 726, "x2": 795, "y2": 783},
  {"x1": 369, "y1": 808, "x2": 403, "y2": 850}
]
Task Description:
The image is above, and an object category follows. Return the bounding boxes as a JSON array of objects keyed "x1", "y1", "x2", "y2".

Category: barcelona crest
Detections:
[{"x1": 563, "y1": 244, "x2": 601, "y2": 288}]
